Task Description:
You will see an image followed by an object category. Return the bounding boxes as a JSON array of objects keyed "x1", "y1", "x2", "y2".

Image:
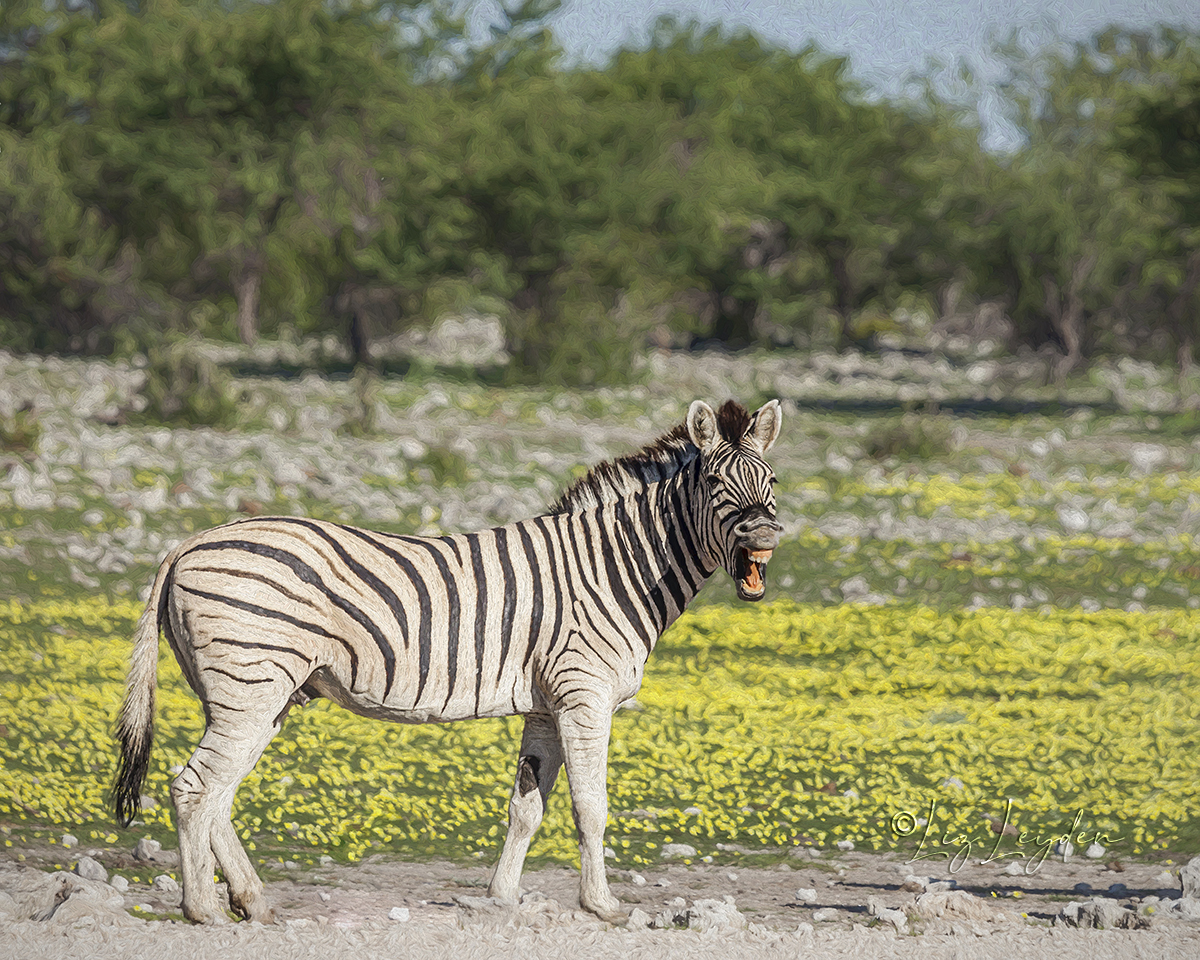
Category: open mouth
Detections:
[{"x1": 736, "y1": 547, "x2": 773, "y2": 599}]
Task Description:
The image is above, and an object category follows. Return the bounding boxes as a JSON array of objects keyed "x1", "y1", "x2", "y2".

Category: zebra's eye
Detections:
[{"x1": 706, "y1": 473, "x2": 722, "y2": 486}]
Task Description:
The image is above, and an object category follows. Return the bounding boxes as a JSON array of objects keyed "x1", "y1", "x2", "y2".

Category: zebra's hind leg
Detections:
[
  {"x1": 557, "y1": 703, "x2": 624, "y2": 923},
  {"x1": 488, "y1": 713, "x2": 563, "y2": 902},
  {"x1": 172, "y1": 710, "x2": 282, "y2": 924}
]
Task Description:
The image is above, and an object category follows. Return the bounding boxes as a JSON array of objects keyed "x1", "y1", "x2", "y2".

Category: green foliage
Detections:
[
  {"x1": 863, "y1": 414, "x2": 954, "y2": 461},
  {"x1": 418, "y1": 446, "x2": 473, "y2": 486},
  {"x1": 938, "y1": 27, "x2": 1200, "y2": 375},
  {"x1": 138, "y1": 339, "x2": 240, "y2": 429},
  {"x1": 0, "y1": 403, "x2": 40, "y2": 458},
  {"x1": 1, "y1": 4, "x2": 1198, "y2": 381}
]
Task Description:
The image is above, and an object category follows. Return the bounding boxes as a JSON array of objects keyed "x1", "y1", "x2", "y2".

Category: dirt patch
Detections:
[{"x1": 3, "y1": 844, "x2": 1199, "y2": 959}]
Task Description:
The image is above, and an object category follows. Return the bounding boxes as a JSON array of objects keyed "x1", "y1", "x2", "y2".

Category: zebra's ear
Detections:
[
  {"x1": 687, "y1": 400, "x2": 720, "y2": 452},
  {"x1": 745, "y1": 399, "x2": 782, "y2": 455}
]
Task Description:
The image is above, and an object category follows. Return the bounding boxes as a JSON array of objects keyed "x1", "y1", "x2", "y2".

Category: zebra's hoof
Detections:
[
  {"x1": 185, "y1": 906, "x2": 231, "y2": 925},
  {"x1": 230, "y1": 894, "x2": 276, "y2": 925},
  {"x1": 582, "y1": 897, "x2": 627, "y2": 924}
]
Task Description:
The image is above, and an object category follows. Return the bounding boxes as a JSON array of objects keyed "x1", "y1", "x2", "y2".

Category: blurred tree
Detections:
[
  {"x1": 1111, "y1": 29, "x2": 1200, "y2": 373},
  {"x1": 591, "y1": 22, "x2": 927, "y2": 350},
  {"x1": 0, "y1": 2, "x2": 169, "y2": 350},
  {"x1": 0, "y1": 0, "x2": 476, "y2": 354},
  {"x1": 443, "y1": 2, "x2": 673, "y2": 383},
  {"x1": 959, "y1": 28, "x2": 1193, "y2": 377}
]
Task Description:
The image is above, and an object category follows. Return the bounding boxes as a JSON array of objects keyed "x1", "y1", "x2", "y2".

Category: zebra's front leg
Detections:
[
  {"x1": 558, "y1": 703, "x2": 624, "y2": 923},
  {"x1": 488, "y1": 713, "x2": 563, "y2": 902}
]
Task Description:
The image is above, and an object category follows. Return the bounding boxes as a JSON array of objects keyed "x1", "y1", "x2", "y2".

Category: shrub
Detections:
[{"x1": 138, "y1": 338, "x2": 240, "y2": 428}]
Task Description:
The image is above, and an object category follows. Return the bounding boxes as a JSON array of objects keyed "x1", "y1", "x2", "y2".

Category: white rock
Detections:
[
  {"x1": 74, "y1": 857, "x2": 108, "y2": 883},
  {"x1": 387, "y1": 906, "x2": 410, "y2": 922},
  {"x1": 686, "y1": 897, "x2": 746, "y2": 934},
  {"x1": 840, "y1": 576, "x2": 870, "y2": 600},
  {"x1": 1059, "y1": 897, "x2": 1129, "y2": 929},
  {"x1": 626, "y1": 907, "x2": 653, "y2": 929},
  {"x1": 60, "y1": 834, "x2": 78, "y2": 849},
  {"x1": 811, "y1": 907, "x2": 839, "y2": 922},
  {"x1": 1054, "y1": 840, "x2": 1075, "y2": 858},
  {"x1": 133, "y1": 838, "x2": 161, "y2": 861},
  {"x1": 916, "y1": 890, "x2": 1010, "y2": 923},
  {"x1": 25, "y1": 872, "x2": 139, "y2": 926},
  {"x1": 1084, "y1": 842, "x2": 1106, "y2": 859},
  {"x1": 1180, "y1": 856, "x2": 1200, "y2": 898},
  {"x1": 1057, "y1": 506, "x2": 1089, "y2": 533},
  {"x1": 661, "y1": 842, "x2": 697, "y2": 859},
  {"x1": 1130, "y1": 444, "x2": 1167, "y2": 474},
  {"x1": 795, "y1": 921, "x2": 814, "y2": 935},
  {"x1": 629, "y1": 873, "x2": 646, "y2": 886},
  {"x1": 836, "y1": 840, "x2": 855, "y2": 851},
  {"x1": 151, "y1": 874, "x2": 178, "y2": 894},
  {"x1": 795, "y1": 888, "x2": 818, "y2": 903},
  {"x1": 868, "y1": 897, "x2": 908, "y2": 934},
  {"x1": 825, "y1": 452, "x2": 854, "y2": 474},
  {"x1": 318, "y1": 891, "x2": 331, "y2": 902}
]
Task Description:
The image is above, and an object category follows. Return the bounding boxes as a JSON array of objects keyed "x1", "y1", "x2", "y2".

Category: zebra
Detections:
[{"x1": 112, "y1": 398, "x2": 783, "y2": 924}]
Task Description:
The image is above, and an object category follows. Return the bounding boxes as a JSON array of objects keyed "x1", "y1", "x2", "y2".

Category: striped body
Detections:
[
  {"x1": 114, "y1": 398, "x2": 783, "y2": 924},
  {"x1": 168, "y1": 489, "x2": 712, "y2": 726}
]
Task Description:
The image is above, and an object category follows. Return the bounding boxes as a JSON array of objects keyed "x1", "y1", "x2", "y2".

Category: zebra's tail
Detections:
[{"x1": 112, "y1": 556, "x2": 175, "y2": 827}]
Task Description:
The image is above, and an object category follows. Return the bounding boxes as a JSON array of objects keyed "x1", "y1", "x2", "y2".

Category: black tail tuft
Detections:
[{"x1": 112, "y1": 717, "x2": 153, "y2": 827}]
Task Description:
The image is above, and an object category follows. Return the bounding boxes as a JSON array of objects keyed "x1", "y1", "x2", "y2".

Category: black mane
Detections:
[{"x1": 550, "y1": 401, "x2": 750, "y2": 514}]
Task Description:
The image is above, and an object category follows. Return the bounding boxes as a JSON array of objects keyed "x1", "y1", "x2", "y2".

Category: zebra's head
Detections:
[{"x1": 687, "y1": 399, "x2": 783, "y2": 602}]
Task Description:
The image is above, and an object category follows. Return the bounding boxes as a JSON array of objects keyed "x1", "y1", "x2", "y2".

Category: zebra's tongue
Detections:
[
  {"x1": 740, "y1": 548, "x2": 771, "y2": 593},
  {"x1": 743, "y1": 562, "x2": 763, "y2": 592}
]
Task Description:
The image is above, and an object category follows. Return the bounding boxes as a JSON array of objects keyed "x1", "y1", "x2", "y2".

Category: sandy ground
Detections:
[{"x1": 3, "y1": 844, "x2": 1198, "y2": 959}]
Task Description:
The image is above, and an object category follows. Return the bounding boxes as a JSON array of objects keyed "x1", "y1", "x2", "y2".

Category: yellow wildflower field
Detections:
[{"x1": 1, "y1": 597, "x2": 1196, "y2": 867}]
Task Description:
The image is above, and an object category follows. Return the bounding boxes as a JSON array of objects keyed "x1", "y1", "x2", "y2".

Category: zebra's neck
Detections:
[{"x1": 564, "y1": 458, "x2": 716, "y2": 653}]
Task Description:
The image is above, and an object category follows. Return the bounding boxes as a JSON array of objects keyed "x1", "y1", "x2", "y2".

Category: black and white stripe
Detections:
[{"x1": 112, "y1": 398, "x2": 783, "y2": 924}]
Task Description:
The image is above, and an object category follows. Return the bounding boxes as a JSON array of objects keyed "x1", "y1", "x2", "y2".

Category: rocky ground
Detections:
[
  {"x1": 5, "y1": 337, "x2": 1200, "y2": 613},
  {"x1": 2, "y1": 840, "x2": 1199, "y2": 959}
]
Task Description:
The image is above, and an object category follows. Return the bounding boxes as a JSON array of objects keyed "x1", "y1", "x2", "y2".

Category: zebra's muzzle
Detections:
[{"x1": 733, "y1": 510, "x2": 780, "y2": 600}]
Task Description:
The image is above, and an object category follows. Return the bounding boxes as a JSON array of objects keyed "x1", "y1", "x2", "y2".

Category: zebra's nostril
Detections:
[
  {"x1": 734, "y1": 520, "x2": 781, "y2": 549},
  {"x1": 734, "y1": 517, "x2": 781, "y2": 536}
]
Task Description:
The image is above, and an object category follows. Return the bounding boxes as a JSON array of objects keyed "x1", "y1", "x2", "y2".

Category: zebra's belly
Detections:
[{"x1": 306, "y1": 668, "x2": 536, "y2": 724}]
